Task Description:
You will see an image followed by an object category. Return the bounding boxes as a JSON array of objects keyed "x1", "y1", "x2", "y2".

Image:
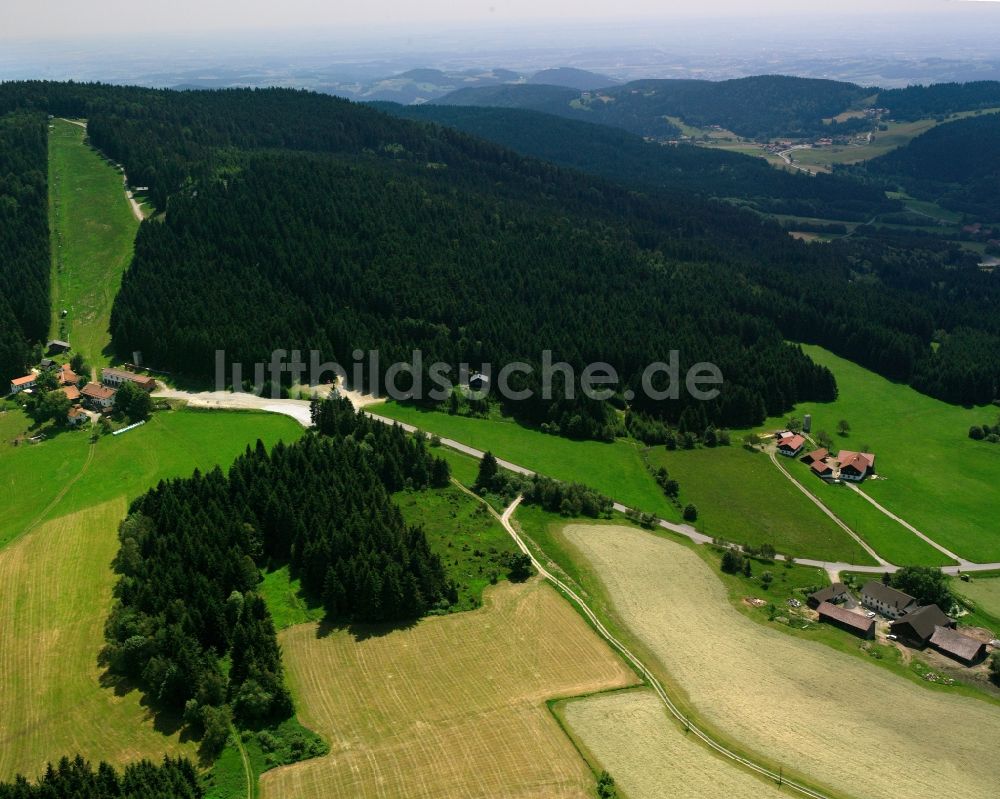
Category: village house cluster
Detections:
[
  {"x1": 776, "y1": 431, "x2": 877, "y2": 482},
  {"x1": 8, "y1": 340, "x2": 157, "y2": 426},
  {"x1": 808, "y1": 580, "x2": 989, "y2": 667}
]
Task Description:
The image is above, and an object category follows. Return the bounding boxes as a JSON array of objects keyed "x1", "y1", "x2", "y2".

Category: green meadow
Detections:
[
  {"x1": 0, "y1": 406, "x2": 304, "y2": 550},
  {"x1": 645, "y1": 446, "x2": 874, "y2": 564},
  {"x1": 751, "y1": 346, "x2": 1000, "y2": 564},
  {"x1": 376, "y1": 403, "x2": 681, "y2": 522},
  {"x1": 48, "y1": 118, "x2": 139, "y2": 369}
]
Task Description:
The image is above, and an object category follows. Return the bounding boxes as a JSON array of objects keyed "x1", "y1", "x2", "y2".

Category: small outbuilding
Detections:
[
  {"x1": 928, "y1": 626, "x2": 987, "y2": 665},
  {"x1": 46, "y1": 340, "x2": 71, "y2": 355},
  {"x1": 817, "y1": 602, "x2": 875, "y2": 639},
  {"x1": 811, "y1": 460, "x2": 834, "y2": 479},
  {"x1": 801, "y1": 447, "x2": 829, "y2": 464},
  {"x1": 807, "y1": 582, "x2": 850, "y2": 610}
]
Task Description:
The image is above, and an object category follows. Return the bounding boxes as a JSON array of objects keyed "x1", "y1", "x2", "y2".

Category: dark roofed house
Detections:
[
  {"x1": 890, "y1": 604, "x2": 955, "y2": 646},
  {"x1": 40, "y1": 357, "x2": 57, "y2": 370},
  {"x1": 861, "y1": 581, "x2": 916, "y2": 619},
  {"x1": 807, "y1": 582, "x2": 850, "y2": 610},
  {"x1": 811, "y1": 460, "x2": 834, "y2": 479},
  {"x1": 801, "y1": 447, "x2": 829, "y2": 464},
  {"x1": 46, "y1": 339, "x2": 71, "y2": 355},
  {"x1": 776, "y1": 433, "x2": 805, "y2": 457},
  {"x1": 817, "y1": 602, "x2": 874, "y2": 639},
  {"x1": 928, "y1": 626, "x2": 987, "y2": 665}
]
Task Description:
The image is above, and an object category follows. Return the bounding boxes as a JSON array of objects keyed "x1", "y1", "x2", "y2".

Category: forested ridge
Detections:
[
  {"x1": 377, "y1": 103, "x2": 898, "y2": 221},
  {"x1": 0, "y1": 757, "x2": 201, "y2": 799},
  {"x1": 0, "y1": 112, "x2": 49, "y2": 384},
  {"x1": 104, "y1": 397, "x2": 452, "y2": 734},
  {"x1": 861, "y1": 112, "x2": 1000, "y2": 220},
  {"x1": 439, "y1": 75, "x2": 872, "y2": 139},
  {"x1": 2, "y1": 81, "x2": 999, "y2": 413}
]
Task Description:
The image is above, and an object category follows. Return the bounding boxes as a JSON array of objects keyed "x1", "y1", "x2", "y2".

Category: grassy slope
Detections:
[
  {"x1": 48, "y1": 119, "x2": 138, "y2": 369},
  {"x1": 0, "y1": 500, "x2": 199, "y2": 780},
  {"x1": 376, "y1": 403, "x2": 680, "y2": 521},
  {"x1": 0, "y1": 410, "x2": 303, "y2": 781},
  {"x1": 645, "y1": 445, "x2": 870, "y2": 563},
  {"x1": 0, "y1": 407, "x2": 304, "y2": 550},
  {"x1": 261, "y1": 482, "x2": 519, "y2": 625},
  {"x1": 749, "y1": 346, "x2": 1000, "y2": 563}
]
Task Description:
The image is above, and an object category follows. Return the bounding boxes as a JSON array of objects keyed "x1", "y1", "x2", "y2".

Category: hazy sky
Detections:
[{"x1": 2, "y1": 0, "x2": 993, "y2": 41}]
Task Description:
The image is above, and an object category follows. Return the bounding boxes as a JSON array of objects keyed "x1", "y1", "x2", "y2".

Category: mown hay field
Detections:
[
  {"x1": 561, "y1": 523, "x2": 1000, "y2": 799},
  {"x1": 0, "y1": 500, "x2": 198, "y2": 780},
  {"x1": 559, "y1": 689, "x2": 775, "y2": 799},
  {"x1": 261, "y1": 580, "x2": 639, "y2": 799}
]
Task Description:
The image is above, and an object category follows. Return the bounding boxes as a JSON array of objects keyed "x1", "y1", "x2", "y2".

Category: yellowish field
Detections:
[
  {"x1": 559, "y1": 689, "x2": 774, "y2": 799},
  {"x1": 0, "y1": 500, "x2": 197, "y2": 781},
  {"x1": 262, "y1": 579, "x2": 639, "y2": 799},
  {"x1": 561, "y1": 524, "x2": 1000, "y2": 799}
]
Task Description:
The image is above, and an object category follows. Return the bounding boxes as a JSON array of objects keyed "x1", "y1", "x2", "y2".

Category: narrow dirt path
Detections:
[
  {"x1": 470, "y1": 491, "x2": 834, "y2": 799},
  {"x1": 767, "y1": 448, "x2": 889, "y2": 566},
  {"x1": 844, "y1": 482, "x2": 970, "y2": 567},
  {"x1": 12, "y1": 440, "x2": 95, "y2": 546},
  {"x1": 231, "y1": 724, "x2": 254, "y2": 799}
]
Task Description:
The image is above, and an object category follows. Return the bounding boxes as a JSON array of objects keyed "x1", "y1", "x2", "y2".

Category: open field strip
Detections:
[
  {"x1": 557, "y1": 689, "x2": 776, "y2": 799},
  {"x1": 954, "y1": 572, "x2": 1000, "y2": 626},
  {"x1": 261, "y1": 579, "x2": 639, "y2": 799},
  {"x1": 645, "y1": 445, "x2": 872, "y2": 563},
  {"x1": 561, "y1": 522, "x2": 1000, "y2": 799},
  {"x1": 0, "y1": 500, "x2": 198, "y2": 780},
  {"x1": 48, "y1": 118, "x2": 139, "y2": 368},
  {"x1": 374, "y1": 402, "x2": 681, "y2": 521},
  {"x1": 0, "y1": 407, "x2": 303, "y2": 549},
  {"x1": 0, "y1": 409, "x2": 304, "y2": 781},
  {"x1": 749, "y1": 345, "x2": 1000, "y2": 563}
]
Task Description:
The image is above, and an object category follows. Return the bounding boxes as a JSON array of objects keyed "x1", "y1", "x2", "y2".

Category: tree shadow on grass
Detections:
[
  {"x1": 314, "y1": 615, "x2": 420, "y2": 641},
  {"x1": 95, "y1": 648, "x2": 191, "y2": 742}
]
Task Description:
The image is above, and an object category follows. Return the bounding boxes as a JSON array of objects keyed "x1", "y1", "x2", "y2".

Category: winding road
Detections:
[{"x1": 154, "y1": 388, "x2": 1000, "y2": 576}]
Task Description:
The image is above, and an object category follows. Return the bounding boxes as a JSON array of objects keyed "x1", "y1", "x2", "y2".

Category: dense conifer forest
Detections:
[
  {"x1": 104, "y1": 397, "x2": 452, "y2": 732},
  {"x1": 439, "y1": 75, "x2": 872, "y2": 139},
  {"x1": 377, "y1": 103, "x2": 898, "y2": 221},
  {"x1": 1, "y1": 81, "x2": 998, "y2": 415},
  {"x1": 861, "y1": 112, "x2": 1000, "y2": 220},
  {"x1": 0, "y1": 112, "x2": 48, "y2": 384},
  {"x1": 0, "y1": 757, "x2": 201, "y2": 799}
]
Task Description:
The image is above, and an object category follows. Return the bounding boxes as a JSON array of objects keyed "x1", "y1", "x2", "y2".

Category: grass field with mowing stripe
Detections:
[
  {"x1": 0, "y1": 500, "x2": 198, "y2": 781},
  {"x1": 48, "y1": 119, "x2": 138, "y2": 368},
  {"x1": 262, "y1": 580, "x2": 639, "y2": 799},
  {"x1": 645, "y1": 446, "x2": 871, "y2": 563},
  {"x1": 375, "y1": 403, "x2": 680, "y2": 521},
  {"x1": 748, "y1": 346, "x2": 1000, "y2": 563},
  {"x1": 557, "y1": 689, "x2": 772, "y2": 799},
  {"x1": 561, "y1": 523, "x2": 1000, "y2": 799},
  {"x1": 0, "y1": 407, "x2": 303, "y2": 550}
]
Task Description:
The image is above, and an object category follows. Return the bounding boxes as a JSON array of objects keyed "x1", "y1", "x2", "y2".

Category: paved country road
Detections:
[{"x1": 154, "y1": 389, "x2": 1000, "y2": 574}]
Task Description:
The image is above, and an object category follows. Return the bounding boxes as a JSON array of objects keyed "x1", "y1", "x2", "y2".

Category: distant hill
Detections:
[
  {"x1": 379, "y1": 103, "x2": 897, "y2": 221},
  {"x1": 439, "y1": 75, "x2": 872, "y2": 140},
  {"x1": 528, "y1": 67, "x2": 618, "y2": 91},
  {"x1": 863, "y1": 111, "x2": 1000, "y2": 221},
  {"x1": 876, "y1": 81, "x2": 1000, "y2": 121}
]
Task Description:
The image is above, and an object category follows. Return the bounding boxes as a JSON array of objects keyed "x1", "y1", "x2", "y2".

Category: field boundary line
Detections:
[
  {"x1": 844, "y1": 482, "x2": 970, "y2": 566},
  {"x1": 461, "y1": 484, "x2": 836, "y2": 799},
  {"x1": 11, "y1": 439, "x2": 95, "y2": 547}
]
